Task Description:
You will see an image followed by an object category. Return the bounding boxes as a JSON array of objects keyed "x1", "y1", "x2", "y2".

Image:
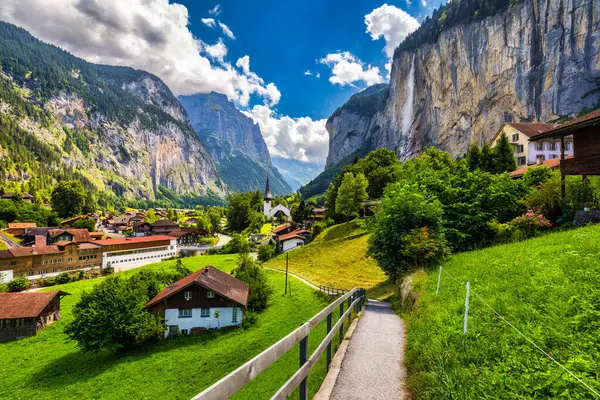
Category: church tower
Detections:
[{"x1": 263, "y1": 175, "x2": 273, "y2": 218}]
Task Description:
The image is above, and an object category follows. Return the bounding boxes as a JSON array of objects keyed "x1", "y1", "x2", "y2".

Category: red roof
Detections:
[
  {"x1": 278, "y1": 230, "x2": 311, "y2": 242},
  {"x1": 510, "y1": 155, "x2": 573, "y2": 178},
  {"x1": 504, "y1": 123, "x2": 557, "y2": 137},
  {"x1": 531, "y1": 108, "x2": 600, "y2": 139},
  {"x1": 94, "y1": 235, "x2": 174, "y2": 246},
  {"x1": 146, "y1": 266, "x2": 249, "y2": 308},
  {"x1": 0, "y1": 291, "x2": 65, "y2": 319},
  {"x1": 272, "y1": 223, "x2": 296, "y2": 234},
  {"x1": 48, "y1": 229, "x2": 92, "y2": 243},
  {"x1": 7, "y1": 222, "x2": 37, "y2": 229},
  {"x1": 0, "y1": 246, "x2": 63, "y2": 258}
]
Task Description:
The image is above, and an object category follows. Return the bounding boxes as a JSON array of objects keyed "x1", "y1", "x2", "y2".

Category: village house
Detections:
[
  {"x1": 168, "y1": 228, "x2": 210, "y2": 246},
  {"x1": 5, "y1": 222, "x2": 37, "y2": 236},
  {"x1": 0, "y1": 291, "x2": 68, "y2": 341},
  {"x1": 47, "y1": 229, "x2": 93, "y2": 245},
  {"x1": 491, "y1": 123, "x2": 574, "y2": 167},
  {"x1": 271, "y1": 223, "x2": 311, "y2": 252},
  {"x1": 145, "y1": 266, "x2": 248, "y2": 337},
  {"x1": 0, "y1": 192, "x2": 34, "y2": 203},
  {"x1": 94, "y1": 235, "x2": 178, "y2": 272},
  {"x1": 149, "y1": 219, "x2": 180, "y2": 234}
]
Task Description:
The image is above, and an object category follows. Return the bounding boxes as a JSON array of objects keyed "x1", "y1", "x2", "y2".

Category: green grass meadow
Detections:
[
  {"x1": 265, "y1": 220, "x2": 393, "y2": 299},
  {"x1": 0, "y1": 254, "x2": 354, "y2": 399},
  {"x1": 404, "y1": 226, "x2": 600, "y2": 399}
]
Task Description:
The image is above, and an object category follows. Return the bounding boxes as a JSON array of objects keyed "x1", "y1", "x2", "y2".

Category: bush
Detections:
[
  {"x1": 232, "y1": 254, "x2": 273, "y2": 312},
  {"x1": 54, "y1": 272, "x2": 73, "y2": 284},
  {"x1": 65, "y1": 275, "x2": 165, "y2": 352},
  {"x1": 369, "y1": 184, "x2": 448, "y2": 280},
  {"x1": 509, "y1": 209, "x2": 552, "y2": 238},
  {"x1": 39, "y1": 277, "x2": 56, "y2": 287},
  {"x1": 102, "y1": 264, "x2": 114, "y2": 276},
  {"x1": 241, "y1": 311, "x2": 259, "y2": 330},
  {"x1": 257, "y1": 244, "x2": 275, "y2": 262},
  {"x1": 222, "y1": 233, "x2": 250, "y2": 254},
  {"x1": 7, "y1": 276, "x2": 29, "y2": 292}
]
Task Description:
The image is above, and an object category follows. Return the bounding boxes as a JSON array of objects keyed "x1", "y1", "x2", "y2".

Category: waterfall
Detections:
[{"x1": 401, "y1": 55, "x2": 415, "y2": 136}]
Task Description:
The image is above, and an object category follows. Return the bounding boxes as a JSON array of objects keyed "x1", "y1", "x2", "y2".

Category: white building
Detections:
[
  {"x1": 263, "y1": 177, "x2": 290, "y2": 220},
  {"x1": 95, "y1": 235, "x2": 178, "y2": 272},
  {"x1": 145, "y1": 266, "x2": 249, "y2": 337}
]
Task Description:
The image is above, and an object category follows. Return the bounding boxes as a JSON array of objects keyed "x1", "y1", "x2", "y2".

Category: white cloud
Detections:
[
  {"x1": 219, "y1": 22, "x2": 235, "y2": 39},
  {"x1": 320, "y1": 52, "x2": 383, "y2": 87},
  {"x1": 316, "y1": 72, "x2": 320, "y2": 78},
  {"x1": 304, "y1": 70, "x2": 313, "y2": 76},
  {"x1": 365, "y1": 4, "x2": 420, "y2": 57},
  {"x1": 201, "y1": 17, "x2": 216, "y2": 28},
  {"x1": 421, "y1": 0, "x2": 427, "y2": 7},
  {"x1": 209, "y1": 4, "x2": 221, "y2": 17},
  {"x1": 0, "y1": 0, "x2": 279, "y2": 106},
  {"x1": 244, "y1": 105, "x2": 328, "y2": 164},
  {"x1": 202, "y1": 38, "x2": 227, "y2": 62}
]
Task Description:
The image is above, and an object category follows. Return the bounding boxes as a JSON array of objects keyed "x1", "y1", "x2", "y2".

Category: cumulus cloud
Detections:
[
  {"x1": 0, "y1": 0, "x2": 278, "y2": 106},
  {"x1": 244, "y1": 105, "x2": 328, "y2": 164},
  {"x1": 304, "y1": 70, "x2": 313, "y2": 76},
  {"x1": 365, "y1": 4, "x2": 420, "y2": 57},
  {"x1": 209, "y1": 4, "x2": 221, "y2": 17},
  {"x1": 219, "y1": 22, "x2": 235, "y2": 39},
  {"x1": 201, "y1": 17, "x2": 216, "y2": 28},
  {"x1": 320, "y1": 52, "x2": 383, "y2": 87},
  {"x1": 202, "y1": 38, "x2": 227, "y2": 62}
]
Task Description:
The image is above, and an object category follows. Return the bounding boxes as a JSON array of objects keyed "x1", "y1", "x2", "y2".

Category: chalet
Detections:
[
  {"x1": 95, "y1": 235, "x2": 177, "y2": 272},
  {"x1": 0, "y1": 192, "x2": 34, "y2": 203},
  {"x1": 5, "y1": 222, "x2": 37, "y2": 236},
  {"x1": 47, "y1": 229, "x2": 93, "y2": 245},
  {"x1": 145, "y1": 266, "x2": 248, "y2": 336},
  {"x1": 150, "y1": 219, "x2": 179, "y2": 234},
  {"x1": 168, "y1": 228, "x2": 209, "y2": 246},
  {"x1": 277, "y1": 229, "x2": 311, "y2": 252},
  {"x1": 271, "y1": 223, "x2": 297, "y2": 237},
  {"x1": 0, "y1": 291, "x2": 68, "y2": 341},
  {"x1": 529, "y1": 109, "x2": 600, "y2": 198},
  {"x1": 21, "y1": 227, "x2": 57, "y2": 246},
  {"x1": 491, "y1": 123, "x2": 573, "y2": 167},
  {"x1": 112, "y1": 215, "x2": 133, "y2": 232},
  {"x1": 303, "y1": 205, "x2": 326, "y2": 228}
]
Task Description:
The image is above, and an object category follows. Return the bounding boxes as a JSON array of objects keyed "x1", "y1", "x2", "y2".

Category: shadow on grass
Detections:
[{"x1": 366, "y1": 279, "x2": 395, "y2": 301}]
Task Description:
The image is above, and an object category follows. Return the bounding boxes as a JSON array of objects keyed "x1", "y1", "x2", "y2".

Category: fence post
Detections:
[
  {"x1": 285, "y1": 252, "x2": 289, "y2": 295},
  {"x1": 299, "y1": 336, "x2": 308, "y2": 400},
  {"x1": 463, "y1": 282, "x2": 470, "y2": 335},
  {"x1": 347, "y1": 295, "x2": 352, "y2": 326},
  {"x1": 339, "y1": 301, "x2": 344, "y2": 345},
  {"x1": 436, "y1": 265, "x2": 443, "y2": 296},
  {"x1": 326, "y1": 312, "x2": 332, "y2": 371}
]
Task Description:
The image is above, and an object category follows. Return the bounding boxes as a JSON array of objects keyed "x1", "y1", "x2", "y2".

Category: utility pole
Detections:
[{"x1": 285, "y1": 251, "x2": 289, "y2": 294}]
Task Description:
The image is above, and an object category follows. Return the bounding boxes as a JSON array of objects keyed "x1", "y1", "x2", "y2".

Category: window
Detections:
[
  {"x1": 535, "y1": 142, "x2": 543, "y2": 151},
  {"x1": 178, "y1": 309, "x2": 192, "y2": 318},
  {"x1": 512, "y1": 133, "x2": 519, "y2": 142},
  {"x1": 232, "y1": 307, "x2": 238, "y2": 323},
  {"x1": 201, "y1": 308, "x2": 210, "y2": 317},
  {"x1": 548, "y1": 142, "x2": 557, "y2": 151},
  {"x1": 207, "y1": 290, "x2": 215, "y2": 298},
  {"x1": 516, "y1": 144, "x2": 524, "y2": 153},
  {"x1": 184, "y1": 291, "x2": 192, "y2": 301},
  {"x1": 565, "y1": 142, "x2": 571, "y2": 151},
  {"x1": 536, "y1": 154, "x2": 545, "y2": 164},
  {"x1": 181, "y1": 329, "x2": 189, "y2": 335},
  {"x1": 550, "y1": 154, "x2": 559, "y2": 159}
]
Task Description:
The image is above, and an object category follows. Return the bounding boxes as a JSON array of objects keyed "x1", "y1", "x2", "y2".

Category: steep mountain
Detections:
[
  {"x1": 0, "y1": 22, "x2": 224, "y2": 206},
  {"x1": 306, "y1": 0, "x2": 600, "y2": 197},
  {"x1": 178, "y1": 92, "x2": 292, "y2": 195},
  {"x1": 271, "y1": 156, "x2": 324, "y2": 190}
]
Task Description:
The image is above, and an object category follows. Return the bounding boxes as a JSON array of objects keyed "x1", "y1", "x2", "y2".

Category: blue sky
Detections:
[{"x1": 0, "y1": 0, "x2": 445, "y2": 165}]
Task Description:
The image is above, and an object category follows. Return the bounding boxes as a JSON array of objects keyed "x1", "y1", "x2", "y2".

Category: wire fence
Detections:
[{"x1": 435, "y1": 265, "x2": 600, "y2": 398}]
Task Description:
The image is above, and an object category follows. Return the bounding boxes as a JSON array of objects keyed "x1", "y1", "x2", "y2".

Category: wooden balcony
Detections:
[{"x1": 561, "y1": 154, "x2": 600, "y2": 175}]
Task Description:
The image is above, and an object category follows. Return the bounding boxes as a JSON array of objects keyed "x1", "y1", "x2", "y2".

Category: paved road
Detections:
[
  {"x1": 0, "y1": 233, "x2": 20, "y2": 248},
  {"x1": 330, "y1": 300, "x2": 407, "y2": 400},
  {"x1": 215, "y1": 233, "x2": 231, "y2": 248}
]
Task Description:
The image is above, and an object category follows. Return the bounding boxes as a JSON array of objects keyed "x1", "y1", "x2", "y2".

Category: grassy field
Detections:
[
  {"x1": 0, "y1": 254, "x2": 349, "y2": 399},
  {"x1": 0, "y1": 240, "x2": 7, "y2": 250},
  {"x1": 260, "y1": 223, "x2": 273, "y2": 234},
  {"x1": 404, "y1": 226, "x2": 600, "y2": 399},
  {"x1": 265, "y1": 220, "x2": 393, "y2": 299}
]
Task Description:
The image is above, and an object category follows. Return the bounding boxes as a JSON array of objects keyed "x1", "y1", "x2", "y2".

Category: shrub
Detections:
[
  {"x1": 488, "y1": 221, "x2": 519, "y2": 244},
  {"x1": 241, "y1": 311, "x2": 259, "y2": 330},
  {"x1": 54, "y1": 272, "x2": 73, "y2": 284},
  {"x1": 65, "y1": 275, "x2": 165, "y2": 352},
  {"x1": 39, "y1": 277, "x2": 56, "y2": 287},
  {"x1": 232, "y1": 254, "x2": 273, "y2": 312},
  {"x1": 257, "y1": 244, "x2": 275, "y2": 262},
  {"x1": 509, "y1": 209, "x2": 552, "y2": 238},
  {"x1": 102, "y1": 264, "x2": 114, "y2": 276},
  {"x1": 369, "y1": 184, "x2": 448, "y2": 280},
  {"x1": 7, "y1": 276, "x2": 29, "y2": 292},
  {"x1": 222, "y1": 233, "x2": 250, "y2": 254}
]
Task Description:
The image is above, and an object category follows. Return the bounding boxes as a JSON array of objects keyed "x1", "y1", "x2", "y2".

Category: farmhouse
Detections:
[
  {"x1": 5, "y1": 222, "x2": 37, "y2": 236},
  {"x1": 95, "y1": 235, "x2": 177, "y2": 272},
  {"x1": 0, "y1": 291, "x2": 68, "y2": 341},
  {"x1": 146, "y1": 266, "x2": 248, "y2": 337},
  {"x1": 271, "y1": 224, "x2": 311, "y2": 252}
]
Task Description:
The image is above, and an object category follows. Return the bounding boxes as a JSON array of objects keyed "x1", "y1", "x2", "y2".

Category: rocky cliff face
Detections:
[
  {"x1": 325, "y1": 0, "x2": 600, "y2": 167},
  {"x1": 179, "y1": 92, "x2": 292, "y2": 195}
]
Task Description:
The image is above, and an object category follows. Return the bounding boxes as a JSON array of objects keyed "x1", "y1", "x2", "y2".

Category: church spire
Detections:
[{"x1": 264, "y1": 175, "x2": 273, "y2": 200}]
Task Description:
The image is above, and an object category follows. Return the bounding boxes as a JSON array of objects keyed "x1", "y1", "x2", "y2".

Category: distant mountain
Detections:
[
  {"x1": 0, "y1": 22, "x2": 223, "y2": 207},
  {"x1": 271, "y1": 156, "x2": 324, "y2": 192},
  {"x1": 179, "y1": 92, "x2": 292, "y2": 196}
]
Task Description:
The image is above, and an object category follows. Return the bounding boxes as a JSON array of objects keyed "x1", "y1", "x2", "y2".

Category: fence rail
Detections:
[
  {"x1": 318, "y1": 285, "x2": 347, "y2": 297},
  {"x1": 193, "y1": 287, "x2": 366, "y2": 400}
]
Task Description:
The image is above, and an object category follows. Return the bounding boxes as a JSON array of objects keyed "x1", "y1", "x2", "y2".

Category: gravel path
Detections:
[{"x1": 330, "y1": 300, "x2": 406, "y2": 400}]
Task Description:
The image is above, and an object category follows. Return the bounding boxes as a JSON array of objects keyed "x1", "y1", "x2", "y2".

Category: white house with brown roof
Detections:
[
  {"x1": 95, "y1": 235, "x2": 178, "y2": 272},
  {"x1": 491, "y1": 123, "x2": 574, "y2": 167},
  {"x1": 145, "y1": 266, "x2": 249, "y2": 337}
]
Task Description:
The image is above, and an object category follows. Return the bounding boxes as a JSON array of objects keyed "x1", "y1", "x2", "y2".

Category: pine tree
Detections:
[
  {"x1": 466, "y1": 143, "x2": 481, "y2": 171},
  {"x1": 493, "y1": 133, "x2": 517, "y2": 173},
  {"x1": 480, "y1": 142, "x2": 496, "y2": 173}
]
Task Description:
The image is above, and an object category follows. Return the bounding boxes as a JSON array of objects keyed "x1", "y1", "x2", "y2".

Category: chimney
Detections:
[{"x1": 203, "y1": 267, "x2": 209, "y2": 276}]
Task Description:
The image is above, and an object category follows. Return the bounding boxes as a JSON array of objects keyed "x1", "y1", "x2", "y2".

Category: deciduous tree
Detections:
[{"x1": 51, "y1": 180, "x2": 86, "y2": 218}]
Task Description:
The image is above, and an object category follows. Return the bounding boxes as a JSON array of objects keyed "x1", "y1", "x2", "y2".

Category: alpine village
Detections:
[{"x1": 0, "y1": 0, "x2": 600, "y2": 399}]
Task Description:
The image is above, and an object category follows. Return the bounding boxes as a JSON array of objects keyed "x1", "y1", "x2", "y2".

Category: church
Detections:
[{"x1": 263, "y1": 177, "x2": 291, "y2": 220}]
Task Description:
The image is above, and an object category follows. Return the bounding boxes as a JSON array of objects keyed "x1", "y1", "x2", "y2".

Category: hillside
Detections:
[
  {"x1": 179, "y1": 92, "x2": 291, "y2": 196},
  {"x1": 0, "y1": 22, "x2": 223, "y2": 206},
  {"x1": 264, "y1": 220, "x2": 392, "y2": 299},
  {"x1": 0, "y1": 254, "x2": 337, "y2": 399},
  {"x1": 404, "y1": 226, "x2": 600, "y2": 399}
]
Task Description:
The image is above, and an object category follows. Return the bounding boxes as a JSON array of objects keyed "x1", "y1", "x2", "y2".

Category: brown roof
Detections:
[
  {"x1": 151, "y1": 219, "x2": 179, "y2": 227},
  {"x1": 0, "y1": 291, "x2": 65, "y2": 319},
  {"x1": 504, "y1": 123, "x2": 557, "y2": 137},
  {"x1": 77, "y1": 243, "x2": 102, "y2": 250},
  {"x1": 60, "y1": 216, "x2": 84, "y2": 225},
  {"x1": 94, "y1": 235, "x2": 174, "y2": 246},
  {"x1": 272, "y1": 223, "x2": 296, "y2": 234},
  {"x1": 48, "y1": 229, "x2": 92, "y2": 243},
  {"x1": 510, "y1": 155, "x2": 573, "y2": 178},
  {"x1": 89, "y1": 232, "x2": 104, "y2": 238},
  {"x1": 530, "y1": 109, "x2": 600, "y2": 140},
  {"x1": 146, "y1": 266, "x2": 249, "y2": 308},
  {"x1": 7, "y1": 222, "x2": 37, "y2": 229},
  {"x1": 278, "y1": 230, "x2": 311, "y2": 242},
  {"x1": 1, "y1": 246, "x2": 62, "y2": 258}
]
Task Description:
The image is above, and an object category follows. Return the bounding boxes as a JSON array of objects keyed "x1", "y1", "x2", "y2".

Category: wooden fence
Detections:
[
  {"x1": 318, "y1": 285, "x2": 347, "y2": 297},
  {"x1": 192, "y1": 287, "x2": 367, "y2": 400}
]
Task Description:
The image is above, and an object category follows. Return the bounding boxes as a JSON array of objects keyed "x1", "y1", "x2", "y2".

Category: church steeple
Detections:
[{"x1": 263, "y1": 175, "x2": 273, "y2": 201}]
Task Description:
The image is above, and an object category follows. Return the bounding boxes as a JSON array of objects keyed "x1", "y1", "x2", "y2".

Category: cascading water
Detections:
[{"x1": 401, "y1": 54, "x2": 416, "y2": 136}]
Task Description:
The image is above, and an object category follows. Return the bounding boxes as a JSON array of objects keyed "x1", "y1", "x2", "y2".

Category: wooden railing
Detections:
[
  {"x1": 318, "y1": 284, "x2": 347, "y2": 297},
  {"x1": 192, "y1": 288, "x2": 367, "y2": 400}
]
